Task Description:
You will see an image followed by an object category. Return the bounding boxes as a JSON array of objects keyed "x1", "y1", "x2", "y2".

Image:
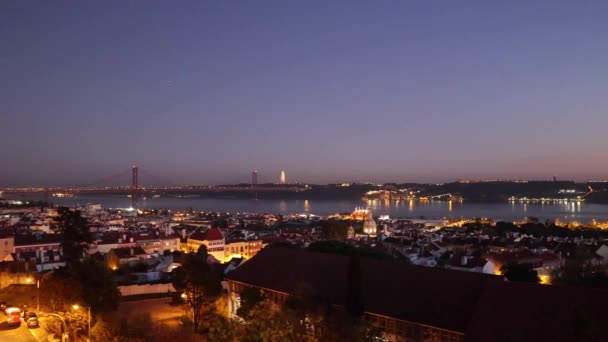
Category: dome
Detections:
[{"x1": 363, "y1": 210, "x2": 377, "y2": 235}]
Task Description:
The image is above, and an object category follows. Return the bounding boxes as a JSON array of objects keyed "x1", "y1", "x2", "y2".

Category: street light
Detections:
[
  {"x1": 72, "y1": 304, "x2": 91, "y2": 342},
  {"x1": 45, "y1": 313, "x2": 69, "y2": 342}
]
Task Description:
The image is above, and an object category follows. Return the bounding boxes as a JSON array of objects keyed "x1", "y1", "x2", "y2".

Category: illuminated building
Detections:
[
  {"x1": 280, "y1": 170, "x2": 286, "y2": 184},
  {"x1": 224, "y1": 239, "x2": 264, "y2": 262},
  {"x1": 186, "y1": 228, "x2": 225, "y2": 263},
  {"x1": 363, "y1": 210, "x2": 377, "y2": 235}
]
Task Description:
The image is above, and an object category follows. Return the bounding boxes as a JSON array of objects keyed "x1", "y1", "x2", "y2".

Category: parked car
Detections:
[
  {"x1": 24, "y1": 312, "x2": 39, "y2": 328},
  {"x1": 5, "y1": 307, "x2": 21, "y2": 326},
  {"x1": 4, "y1": 304, "x2": 15, "y2": 315}
]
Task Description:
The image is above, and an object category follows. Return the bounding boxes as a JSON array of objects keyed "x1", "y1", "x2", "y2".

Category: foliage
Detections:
[
  {"x1": 40, "y1": 273, "x2": 84, "y2": 313},
  {"x1": 236, "y1": 286, "x2": 264, "y2": 320},
  {"x1": 320, "y1": 220, "x2": 350, "y2": 240},
  {"x1": 171, "y1": 245, "x2": 223, "y2": 331},
  {"x1": 241, "y1": 299, "x2": 303, "y2": 342},
  {"x1": 71, "y1": 258, "x2": 121, "y2": 312},
  {"x1": 198, "y1": 310, "x2": 239, "y2": 342},
  {"x1": 55, "y1": 207, "x2": 93, "y2": 265},
  {"x1": 89, "y1": 315, "x2": 121, "y2": 342},
  {"x1": 500, "y1": 262, "x2": 540, "y2": 283},
  {"x1": 308, "y1": 240, "x2": 406, "y2": 261},
  {"x1": 46, "y1": 257, "x2": 119, "y2": 317},
  {"x1": 285, "y1": 283, "x2": 327, "y2": 317},
  {"x1": 552, "y1": 251, "x2": 608, "y2": 289}
]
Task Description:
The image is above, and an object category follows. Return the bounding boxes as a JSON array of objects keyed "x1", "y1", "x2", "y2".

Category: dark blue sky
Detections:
[{"x1": 1, "y1": 1, "x2": 607, "y2": 186}]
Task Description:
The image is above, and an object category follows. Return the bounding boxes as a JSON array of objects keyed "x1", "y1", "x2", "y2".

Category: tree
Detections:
[
  {"x1": 40, "y1": 272, "x2": 84, "y2": 313},
  {"x1": 308, "y1": 240, "x2": 408, "y2": 262},
  {"x1": 172, "y1": 246, "x2": 222, "y2": 331},
  {"x1": 320, "y1": 220, "x2": 350, "y2": 240},
  {"x1": 88, "y1": 314, "x2": 119, "y2": 342},
  {"x1": 241, "y1": 299, "x2": 302, "y2": 342},
  {"x1": 552, "y1": 250, "x2": 608, "y2": 289},
  {"x1": 500, "y1": 262, "x2": 540, "y2": 283},
  {"x1": 55, "y1": 207, "x2": 92, "y2": 266},
  {"x1": 70, "y1": 258, "x2": 121, "y2": 313},
  {"x1": 236, "y1": 287, "x2": 264, "y2": 320}
]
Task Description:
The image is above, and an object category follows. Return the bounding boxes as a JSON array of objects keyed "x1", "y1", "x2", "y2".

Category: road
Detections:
[
  {"x1": 0, "y1": 322, "x2": 37, "y2": 342},
  {"x1": 0, "y1": 299, "x2": 185, "y2": 341}
]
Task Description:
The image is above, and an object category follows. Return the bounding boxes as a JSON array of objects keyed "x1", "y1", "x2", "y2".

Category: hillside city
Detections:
[{"x1": 0, "y1": 198, "x2": 607, "y2": 341}]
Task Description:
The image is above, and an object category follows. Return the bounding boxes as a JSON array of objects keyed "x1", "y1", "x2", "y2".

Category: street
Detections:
[{"x1": 0, "y1": 322, "x2": 37, "y2": 342}]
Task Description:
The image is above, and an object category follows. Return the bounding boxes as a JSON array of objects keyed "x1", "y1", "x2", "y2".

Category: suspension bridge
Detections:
[{"x1": 0, "y1": 166, "x2": 305, "y2": 207}]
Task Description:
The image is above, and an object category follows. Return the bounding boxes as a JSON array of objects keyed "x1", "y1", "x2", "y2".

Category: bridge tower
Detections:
[{"x1": 131, "y1": 166, "x2": 139, "y2": 208}]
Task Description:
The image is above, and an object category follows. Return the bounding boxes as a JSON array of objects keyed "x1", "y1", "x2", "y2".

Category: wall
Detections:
[
  {"x1": 0, "y1": 272, "x2": 36, "y2": 289},
  {"x1": 0, "y1": 237, "x2": 14, "y2": 261},
  {"x1": 118, "y1": 283, "x2": 176, "y2": 297}
]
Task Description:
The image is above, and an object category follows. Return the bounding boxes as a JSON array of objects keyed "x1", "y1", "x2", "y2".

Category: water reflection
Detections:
[
  {"x1": 6, "y1": 193, "x2": 608, "y2": 223},
  {"x1": 279, "y1": 200, "x2": 287, "y2": 213}
]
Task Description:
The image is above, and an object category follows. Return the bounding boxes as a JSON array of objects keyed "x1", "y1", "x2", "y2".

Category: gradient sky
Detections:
[{"x1": 1, "y1": 1, "x2": 608, "y2": 186}]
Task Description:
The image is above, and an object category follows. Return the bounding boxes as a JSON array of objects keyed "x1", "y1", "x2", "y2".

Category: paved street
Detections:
[
  {"x1": 0, "y1": 322, "x2": 37, "y2": 342},
  {"x1": 28, "y1": 317, "x2": 51, "y2": 342}
]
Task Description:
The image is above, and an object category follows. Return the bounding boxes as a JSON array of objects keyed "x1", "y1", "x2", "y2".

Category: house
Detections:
[
  {"x1": 444, "y1": 255, "x2": 495, "y2": 274},
  {"x1": 226, "y1": 247, "x2": 498, "y2": 341},
  {"x1": 226, "y1": 247, "x2": 608, "y2": 342},
  {"x1": 0, "y1": 234, "x2": 14, "y2": 262},
  {"x1": 13, "y1": 234, "x2": 63, "y2": 264},
  {"x1": 134, "y1": 232, "x2": 181, "y2": 254},
  {"x1": 596, "y1": 244, "x2": 608, "y2": 264},
  {"x1": 186, "y1": 228, "x2": 225, "y2": 263},
  {"x1": 536, "y1": 251, "x2": 562, "y2": 283},
  {"x1": 106, "y1": 246, "x2": 148, "y2": 270},
  {"x1": 485, "y1": 250, "x2": 543, "y2": 275},
  {"x1": 224, "y1": 238, "x2": 264, "y2": 262}
]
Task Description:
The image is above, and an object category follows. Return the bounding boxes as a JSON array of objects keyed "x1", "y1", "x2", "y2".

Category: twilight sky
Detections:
[{"x1": 1, "y1": 1, "x2": 608, "y2": 186}]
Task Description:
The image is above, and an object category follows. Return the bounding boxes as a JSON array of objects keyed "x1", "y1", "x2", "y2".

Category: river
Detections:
[{"x1": 5, "y1": 193, "x2": 608, "y2": 223}]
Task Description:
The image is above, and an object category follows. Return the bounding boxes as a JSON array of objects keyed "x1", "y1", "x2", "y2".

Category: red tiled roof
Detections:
[{"x1": 189, "y1": 228, "x2": 224, "y2": 242}]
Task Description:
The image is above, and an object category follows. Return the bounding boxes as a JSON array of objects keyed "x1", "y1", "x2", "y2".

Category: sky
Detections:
[{"x1": 1, "y1": 1, "x2": 608, "y2": 186}]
